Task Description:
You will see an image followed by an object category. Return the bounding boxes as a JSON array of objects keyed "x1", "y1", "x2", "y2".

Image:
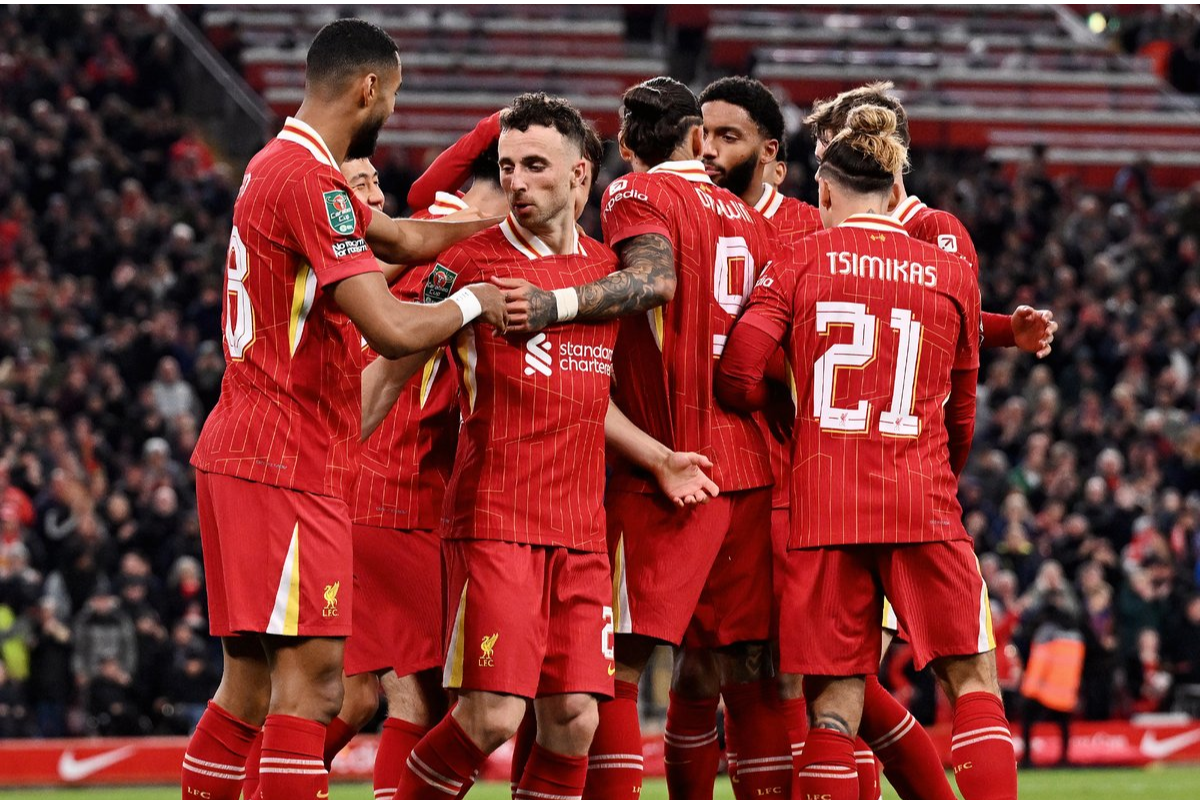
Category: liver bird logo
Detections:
[
  {"x1": 322, "y1": 582, "x2": 340, "y2": 617},
  {"x1": 479, "y1": 632, "x2": 499, "y2": 667}
]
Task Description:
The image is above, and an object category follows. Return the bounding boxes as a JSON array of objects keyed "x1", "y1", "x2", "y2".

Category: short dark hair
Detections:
[
  {"x1": 470, "y1": 141, "x2": 500, "y2": 187},
  {"x1": 581, "y1": 120, "x2": 605, "y2": 179},
  {"x1": 306, "y1": 19, "x2": 400, "y2": 92},
  {"x1": 501, "y1": 92, "x2": 590, "y2": 156},
  {"x1": 619, "y1": 76, "x2": 702, "y2": 166},
  {"x1": 698, "y1": 76, "x2": 785, "y2": 143}
]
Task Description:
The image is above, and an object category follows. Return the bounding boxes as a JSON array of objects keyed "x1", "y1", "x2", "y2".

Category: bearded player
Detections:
[
  {"x1": 499, "y1": 77, "x2": 782, "y2": 800},
  {"x1": 717, "y1": 104, "x2": 1015, "y2": 800}
]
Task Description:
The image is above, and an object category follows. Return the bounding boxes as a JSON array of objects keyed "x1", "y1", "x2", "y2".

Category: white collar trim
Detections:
[
  {"x1": 648, "y1": 160, "x2": 712, "y2": 184},
  {"x1": 277, "y1": 117, "x2": 338, "y2": 170}
]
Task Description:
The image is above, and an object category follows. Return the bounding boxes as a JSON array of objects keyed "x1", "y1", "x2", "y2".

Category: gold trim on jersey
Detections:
[
  {"x1": 267, "y1": 522, "x2": 302, "y2": 636},
  {"x1": 499, "y1": 215, "x2": 583, "y2": 259},
  {"x1": 278, "y1": 117, "x2": 338, "y2": 169},
  {"x1": 288, "y1": 262, "x2": 317, "y2": 356},
  {"x1": 456, "y1": 328, "x2": 478, "y2": 413},
  {"x1": 444, "y1": 580, "x2": 470, "y2": 689},
  {"x1": 419, "y1": 353, "x2": 441, "y2": 408},
  {"x1": 648, "y1": 306, "x2": 665, "y2": 351}
]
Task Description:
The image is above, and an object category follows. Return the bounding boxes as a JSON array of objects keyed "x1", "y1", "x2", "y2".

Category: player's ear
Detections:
[
  {"x1": 358, "y1": 72, "x2": 378, "y2": 109},
  {"x1": 687, "y1": 124, "x2": 703, "y2": 158},
  {"x1": 570, "y1": 158, "x2": 586, "y2": 188},
  {"x1": 762, "y1": 139, "x2": 779, "y2": 166},
  {"x1": 887, "y1": 180, "x2": 903, "y2": 213},
  {"x1": 617, "y1": 133, "x2": 634, "y2": 164},
  {"x1": 818, "y1": 177, "x2": 833, "y2": 211}
]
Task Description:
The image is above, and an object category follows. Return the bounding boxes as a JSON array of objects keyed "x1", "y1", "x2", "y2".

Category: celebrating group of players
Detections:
[{"x1": 180, "y1": 18, "x2": 1056, "y2": 800}]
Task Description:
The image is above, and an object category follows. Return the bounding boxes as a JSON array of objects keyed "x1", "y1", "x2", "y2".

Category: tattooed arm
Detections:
[{"x1": 494, "y1": 233, "x2": 677, "y2": 333}]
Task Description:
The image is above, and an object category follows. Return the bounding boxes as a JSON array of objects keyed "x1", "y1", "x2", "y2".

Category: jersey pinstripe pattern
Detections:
[{"x1": 191, "y1": 117, "x2": 380, "y2": 500}]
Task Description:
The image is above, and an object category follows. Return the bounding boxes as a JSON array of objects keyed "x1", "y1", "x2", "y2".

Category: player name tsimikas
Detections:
[{"x1": 827, "y1": 250, "x2": 938, "y2": 288}]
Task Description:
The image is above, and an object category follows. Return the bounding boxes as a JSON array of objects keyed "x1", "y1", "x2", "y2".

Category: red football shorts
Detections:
[
  {"x1": 780, "y1": 540, "x2": 995, "y2": 675},
  {"x1": 441, "y1": 539, "x2": 614, "y2": 699},
  {"x1": 770, "y1": 506, "x2": 789, "y2": 639},
  {"x1": 196, "y1": 470, "x2": 352, "y2": 638},
  {"x1": 344, "y1": 524, "x2": 442, "y2": 678},
  {"x1": 607, "y1": 488, "x2": 773, "y2": 648}
]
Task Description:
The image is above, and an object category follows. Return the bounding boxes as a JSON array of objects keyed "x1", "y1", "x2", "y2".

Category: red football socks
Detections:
[
  {"x1": 795, "y1": 728, "x2": 859, "y2": 800},
  {"x1": 374, "y1": 718, "x2": 429, "y2": 800},
  {"x1": 180, "y1": 701, "x2": 258, "y2": 800},
  {"x1": 722, "y1": 680, "x2": 792, "y2": 800},
  {"x1": 583, "y1": 680, "x2": 644, "y2": 800},
  {"x1": 516, "y1": 743, "x2": 589, "y2": 800},
  {"x1": 781, "y1": 693, "x2": 809, "y2": 780},
  {"x1": 510, "y1": 707, "x2": 538, "y2": 791},
  {"x1": 664, "y1": 691, "x2": 720, "y2": 800},
  {"x1": 950, "y1": 692, "x2": 1018, "y2": 800},
  {"x1": 397, "y1": 713, "x2": 487, "y2": 800},
  {"x1": 322, "y1": 715, "x2": 358, "y2": 770},
  {"x1": 852, "y1": 738, "x2": 879, "y2": 800},
  {"x1": 859, "y1": 676, "x2": 956, "y2": 800},
  {"x1": 240, "y1": 727, "x2": 264, "y2": 799},
  {"x1": 257, "y1": 714, "x2": 328, "y2": 800}
]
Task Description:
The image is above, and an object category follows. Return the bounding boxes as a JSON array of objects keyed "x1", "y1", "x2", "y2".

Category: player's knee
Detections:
[
  {"x1": 715, "y1": 640, "x2": 771, "y2": 684},
  {"x1": 932, "y1": 652, "x2": 1000, "y2": 703},
  {"x1": 538, "y1": 695, "x2": 599, "y2": 748},
  {"x1": 454, "y1": 694, "x2": 525, "y2": 752},
  {"x1": 341, "y1": 677, "x2": 380, "y2": 729},
  {"x1": 671, "y1": 649, "x2": 721, "y2": 699},
  {"x1": 778, "y1": 672, "x2": 804, "y2": 701}
]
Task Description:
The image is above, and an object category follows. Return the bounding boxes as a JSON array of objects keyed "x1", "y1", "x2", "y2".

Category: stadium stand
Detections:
[{"x1": 0, "y1": 3, "x2": 1198, "y2": 752}]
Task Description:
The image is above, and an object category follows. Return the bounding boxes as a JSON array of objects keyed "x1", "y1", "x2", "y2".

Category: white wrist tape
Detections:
[
  {"x1": 552, "y1": 287, "x2": 579, "y2": 322},
  {"x1": 449, "y1": 287, "x2": 483, "y2": 325}
]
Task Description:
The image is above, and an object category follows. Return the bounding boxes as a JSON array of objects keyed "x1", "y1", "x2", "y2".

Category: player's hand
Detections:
[
  {"x1": 468, "y1": 283, "x2": 508, "y2": 333},
  {"x1": 492, "y1": 276, "x2": 556, "y2": 333},
  {"x1": 652, "y1": 451, "x2": 720, "y2": 507},
  {"x1": 1011, "y1": 305, "x2": 1057, "y2": 358}
]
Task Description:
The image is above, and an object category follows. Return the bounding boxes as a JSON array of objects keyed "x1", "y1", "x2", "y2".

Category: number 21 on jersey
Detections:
[
  {"x1": 225, "y1": 226, "x2": 254, "y2": 360},
  {"x1": 814, "y1": 301, "x2": 921, "y2": 437}
]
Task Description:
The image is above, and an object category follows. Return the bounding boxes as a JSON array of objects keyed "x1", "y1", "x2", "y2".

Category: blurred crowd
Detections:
[{"x1": 1, "y1": 6, "x2": 1199, "y2": 740}]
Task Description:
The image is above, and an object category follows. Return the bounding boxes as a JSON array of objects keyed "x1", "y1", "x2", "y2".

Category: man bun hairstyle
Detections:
[
  {"x1": 806, "y1": 81, "x2": 910, "y2": 148},
  {"x1": 817, "y1": 104, "x2": 909, "y2": 195},
  {"x1": 698, "y1": 76, "x2": 785, "y2": 144},
  {"x1": 619, "y1": 76, "x2": 702, "y2": 166},
  {"x1": 306, "y1": 18, "x2": 400, "y2": 93}
]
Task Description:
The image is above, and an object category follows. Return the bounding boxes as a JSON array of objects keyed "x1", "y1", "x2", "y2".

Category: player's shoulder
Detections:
[
  {"x1": 441, "y1": 223, "x2": 505, "y2": 263},
  {"x1": 602, "y1": 170, "x2": 661, "y2": 205},
  {"x1": 579, "y1": 232, "x2": 619, "y2": 269},
  {"x1": 777, "y1": 196, "x2": 823, "y2": 229}
]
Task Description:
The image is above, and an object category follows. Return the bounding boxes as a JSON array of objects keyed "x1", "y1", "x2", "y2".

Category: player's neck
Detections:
[
  {"x1": 462, "y1": 184, "x2": 507, "y2": 217},
  {"x1": 743, "y1": 178, "x2": 769, "y2": 207},
  {"x1": 833, "y1": 195, "x2": 892, "y2": 225},
  {"x1": 521, "y1": 211, "x2": 575, "y2": 255},
  {"x1": 292, "y1": 103, "x2": 352, "y2": 164}
]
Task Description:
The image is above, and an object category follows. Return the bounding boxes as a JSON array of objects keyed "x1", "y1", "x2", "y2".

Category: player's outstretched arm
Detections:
[
  {"x1": 496, "y1": 233, "x2": 678, "y2": 332},
  {"x1": 332, "y1": 270, "x2": 507, "y2": 359},
  {"x1": 605, "y1": 401, "x2": 719, "y2": 506},
  {"x1": 715, "y1": 315, "x2": 785, "y2": 412},
  {"x1": 361, "y1": 349, "x2": 434, "y2": 439},
  {"x1": 981, "y1": 307, "x2": 1056, "y2": 356},
  {"x1": 407, "y1": 110, "x2": 502, "y2": 210},
  {"x1": 365, "y1": 212, "x2": 502, "y2": 267},
  {"x1": 946, "y1": 367, "x2": 979, "y2": 476}
]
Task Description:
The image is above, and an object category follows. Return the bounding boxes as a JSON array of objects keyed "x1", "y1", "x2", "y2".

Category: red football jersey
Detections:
[
  {"x1": 752, "y1": 183, "x2": 823, "y2": 509},
  {"x1": 740, "y1": 213, "x2": 981, "y2": 547},
  {"x1": 602, "y1": 161, "x2": 776, "y2": 493},
  {"x1": 192, "y1": 117, "x2": 380, "y2": 500},
  {"x1": 349, "y1": 199, "x2": 464, "y2": 530},
  {"x1": 892, "y1": 195, "x2": 979, "y2": 276},
  {"x1": 436, "y1": 217, "x2": 619, "y2": 552}
]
